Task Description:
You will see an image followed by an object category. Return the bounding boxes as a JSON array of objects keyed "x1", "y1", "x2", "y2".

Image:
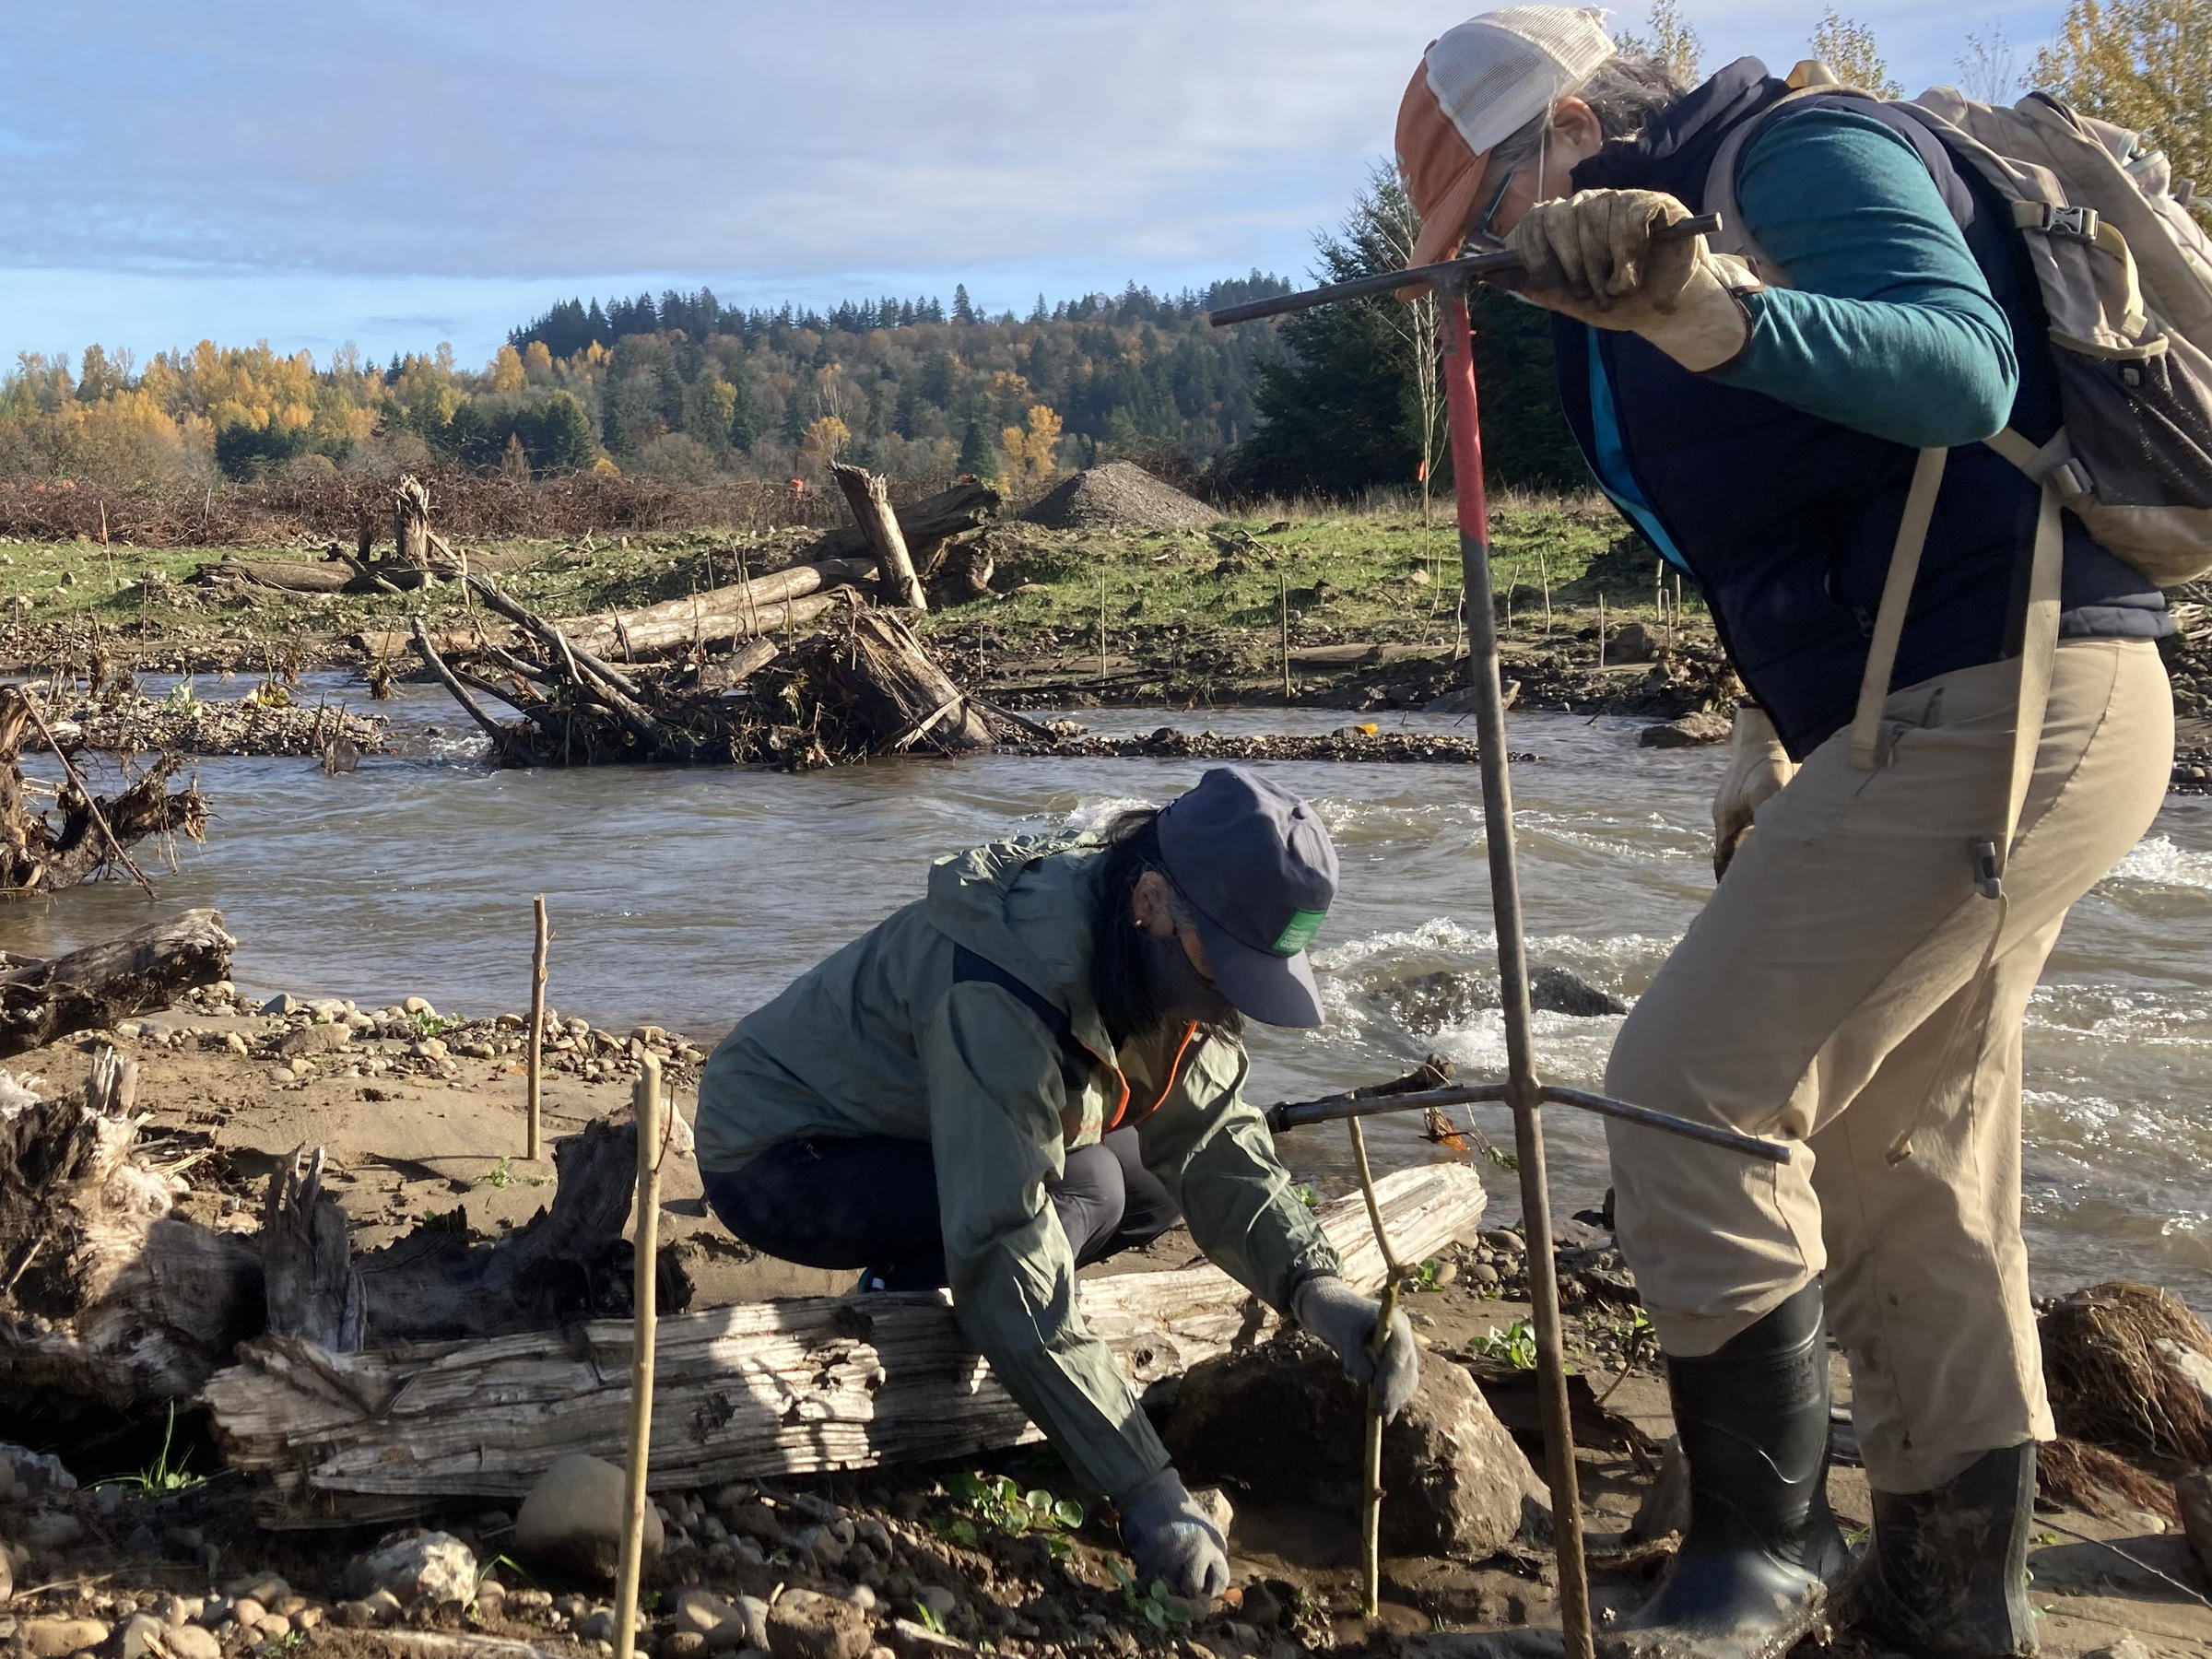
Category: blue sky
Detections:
[{"x1": 1, "y1": 0, "x2": 2054, "y2": 371}]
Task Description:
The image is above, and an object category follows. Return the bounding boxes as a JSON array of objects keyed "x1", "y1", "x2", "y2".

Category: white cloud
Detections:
[{"x1": 0, "y1": 0, "x2": 2069, "y2": 360}]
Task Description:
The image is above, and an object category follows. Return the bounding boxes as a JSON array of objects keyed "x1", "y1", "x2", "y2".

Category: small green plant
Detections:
[
  {"x1": 409, "y1": 1009, "x2": 456, "y2": 1040},
  {"x1": 253, "y1": 1631, "x2": 309, "y2": 1658},
  {"x1": 1469, "y1": 1321, "x2": 1539, "y2": 1370},
  {"x1": 1290, "y1": 1182, "x2": 1321, "y2": 1211},
  {"x1": 1410, "y1": 1257, "x2": 1444, "y2": 1291},
  {"x1": 100, "y1": 1402, "x2": 203, "y2": 1495},
  {"x1": 1108, "y1": 1559, "x2": 1194, "y2": 1630},
  {"x1": 935, "y1": 1472, "x2": 1084, "y2": 1559},
  {"x1": 914, "y1": 1602, "x2": 948, "y2": 1636},
  {"x1": 162, "y1": 677, "x2": 200, "y2": 714}
]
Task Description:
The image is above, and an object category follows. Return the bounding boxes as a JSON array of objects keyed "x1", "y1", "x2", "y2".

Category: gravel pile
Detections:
[{"x1": 1020, "y1": 462, "x2": 1218, "y2": 533}]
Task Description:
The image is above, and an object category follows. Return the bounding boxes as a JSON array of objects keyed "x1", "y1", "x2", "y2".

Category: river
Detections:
[{"x1": 8, "y1": 676, "x2": 2210, "y2": 1307}]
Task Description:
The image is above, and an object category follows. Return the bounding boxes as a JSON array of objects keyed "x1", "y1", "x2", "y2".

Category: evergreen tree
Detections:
[
  {"x1": 952, "y1": 284, "x2": 976, "y2": 324},
  {"x1": 956, "y1": 418, "x2": 994, "y2": 476},
  {"x1": 1233, "y1": 173, "x2": 1582, "y2": 497}
]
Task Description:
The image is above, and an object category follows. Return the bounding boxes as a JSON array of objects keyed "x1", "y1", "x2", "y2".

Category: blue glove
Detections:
[
  {"x1": 1115, "y1": 1468, "x2": 1229, "y2": 1601},
  {"x1": 1294, "y1": 1274, "x2": 1419, "y2": 1420}
]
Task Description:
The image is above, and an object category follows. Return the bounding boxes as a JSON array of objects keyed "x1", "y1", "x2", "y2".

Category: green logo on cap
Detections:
[{"x1": 1273, "y1": 909, "x2": 1326, "y2": 956}]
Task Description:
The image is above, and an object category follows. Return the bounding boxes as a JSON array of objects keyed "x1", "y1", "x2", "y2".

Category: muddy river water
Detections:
[{"x1": 9, "y1": 678, "x2": 2210, "y2": 1307}]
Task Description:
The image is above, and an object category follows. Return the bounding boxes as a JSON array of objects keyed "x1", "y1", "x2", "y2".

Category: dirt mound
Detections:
[{"x1": 1020, "y1": 462, "x2": 1217, "y2": 533}]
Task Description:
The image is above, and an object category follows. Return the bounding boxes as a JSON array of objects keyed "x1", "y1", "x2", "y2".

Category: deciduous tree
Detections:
[{"x1": 2033, "y1": 0, "x2": 2208, "y2": 224}]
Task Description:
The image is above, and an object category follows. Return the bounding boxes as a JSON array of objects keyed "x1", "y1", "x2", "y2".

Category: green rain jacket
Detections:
[{"x1": 694, "y1": 829, "x2": 1341, "y2": 1500}]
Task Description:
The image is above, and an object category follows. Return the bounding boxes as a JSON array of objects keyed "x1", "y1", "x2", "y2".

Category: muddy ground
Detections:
[{"x1": 0, "y1": 997, "x2": 2205, "y2": 1659}]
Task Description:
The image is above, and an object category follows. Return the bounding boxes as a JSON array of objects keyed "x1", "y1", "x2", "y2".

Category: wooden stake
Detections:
[
  {"x1": 1597, "y1": 594, "x2": 1607, "y2": 670},
  {"x1": 1279, "y1": 573, "x2": 1292, "y2": 701},
  {"x1": 1347, "y1": 1116, "x2": 1406, "y2": 1622},
  {"x1": 525, "y1": 896, "x2": 548, "y2": 1161},
  {"x1": 1099, "y1": 575, "x2": 1109, "y2": 685},
  {"x1": 1537, "y1": 545, "x2": 1553, "y2": 637},
  {"x1": 612, "y1": 1053, "x2": 665, "y2": 1659}
]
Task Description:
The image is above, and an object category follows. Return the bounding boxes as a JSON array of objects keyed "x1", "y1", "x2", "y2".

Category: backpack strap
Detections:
[
  {"x1": 951, "y1": 945, "x2": 1096, "y2": 1098},
  {"x1": 1983, "y1": 427, "x2": 2077, "y2": 889},
  {"x1": 1849, "y1": 446, "x2": 1950, "y2": 770}
]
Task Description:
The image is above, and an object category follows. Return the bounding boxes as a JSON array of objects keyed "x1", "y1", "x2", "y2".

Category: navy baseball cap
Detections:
[{"x1": 1155, "y1": 767, "x2": 1338, "y2": 1029}]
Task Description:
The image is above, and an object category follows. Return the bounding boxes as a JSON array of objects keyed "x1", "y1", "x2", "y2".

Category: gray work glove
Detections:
[
  {"x1": 1293, "y1": 1273, "x2": 1419, "y2": 1420},
  {"x1": 1115, "y1": 1467, "x2": 1229, "y2": 1601}
]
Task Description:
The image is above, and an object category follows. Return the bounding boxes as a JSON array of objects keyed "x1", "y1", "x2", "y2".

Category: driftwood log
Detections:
[
  {"x1": 0, "y1": 1047, "x2": 263, "y2": 1422},
  {"x1": 204, "y1": 1163, "x2": 1485, "y2": 1524},
  {"x1": 0, "y1": 909, "x2": 235, "y2": 1057},
  {"x1": 830, "y1": 465, "x2": 928, "y2": 612},
  {"x1": 407, "y1": 579, "x2": 1003, "y2": 768},
  {"x1": 800, "y1": 479, "x2": 998, "y2": 566},
  {"x1": 265, "y1": 1117, "x2": 691, "y2": 1349},
  {"x1": 0, "y1": 689, "x2": 208, "y2": 895},
  {"x1": 0, "y1": 1061, "x2": 684, "y2": 1436},
  {"x1": 819, "y1": 611, "x2": 992, "y2": 754},
  {"x1": 561, "y1": 559, "x2": 875, "y2": 660}
]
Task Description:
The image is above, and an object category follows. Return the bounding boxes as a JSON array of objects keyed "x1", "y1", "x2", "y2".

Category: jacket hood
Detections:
[{"x1": 925, "y1": 830, "x2": 1117, "y2": 1059}]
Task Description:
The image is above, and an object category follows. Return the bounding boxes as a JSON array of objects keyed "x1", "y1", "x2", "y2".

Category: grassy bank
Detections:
[{"x1": 0, "y1": 493, "x2": 1730, "y2": 723}]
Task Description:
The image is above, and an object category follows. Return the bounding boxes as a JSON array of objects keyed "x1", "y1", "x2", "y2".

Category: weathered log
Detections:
[
  {"x1": 0, "y1": 909, "x2": 234, "y2": 1056},
  {"x1": 0, "y1": 1048, "x2": 263, "y2": 1419},
  {"x1": 822, "y1": 612, "x2": 991, "y2": 754},
  {"x1": 247, "y1": 1117, "x2": 696, "y2": 1360},
  {"x1": 393, "y1": 476, "x2": 432, "y2": 568},
  {"x1": 712, "y1": 638, "x2": 779, "y2": 686},
  {"x1": 2, "y1": 1100, "x2": 680, "y2": 1434},
  {"x1": 831, "y1": 464, "x2": 929, "y2": 611},
  {"x1": 204, "y1": 1163, "x2": 1485, "y2": 1523},
  {"x1": 0, "y1": 691, "x2": 206, "y2": 895},
  {"x1": 192, "y1": 559, "x2": 354, "y2": 594},
  {"x1": 562, "y1": 560, "x2": 875, "y2": 660},
  {"x1": 800, "y1": 480, "x2": 1000, "y2": 564}
]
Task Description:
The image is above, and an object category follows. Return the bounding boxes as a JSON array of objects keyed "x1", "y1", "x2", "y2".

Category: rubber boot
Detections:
[
  {"x1": 1600, "y1": 1282, "x2": 1850, "y2": 1659},
  {"x1": 1840, "y1": 1443, "x2": 2039, "y2": 1658}
]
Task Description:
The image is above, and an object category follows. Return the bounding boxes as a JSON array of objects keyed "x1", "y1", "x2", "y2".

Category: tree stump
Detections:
[
  {"x1": 392, "y1": 476, "x2": 432, "y2": 570},
  {"x1": 830, "y1": 464, "x2": 928, "y2": 612}
]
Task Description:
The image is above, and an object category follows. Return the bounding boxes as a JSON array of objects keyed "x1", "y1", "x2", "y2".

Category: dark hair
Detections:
[
  {"x1": 1088, "y1": 809, "x2": 1242, "y2": 1048},
  {"x1": 1486, "y1": 52, "x2": 1690, "y2": 180}
]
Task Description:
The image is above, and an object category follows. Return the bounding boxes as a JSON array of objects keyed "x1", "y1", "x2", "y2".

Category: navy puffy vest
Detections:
[{"x1": 1551, "y1": 58, "x2": 2167, "y2": 758}]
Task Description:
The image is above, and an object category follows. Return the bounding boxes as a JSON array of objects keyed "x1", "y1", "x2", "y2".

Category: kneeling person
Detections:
[{"x1": 694, "y1": 767, "x2": 1416, "y2": 1598}]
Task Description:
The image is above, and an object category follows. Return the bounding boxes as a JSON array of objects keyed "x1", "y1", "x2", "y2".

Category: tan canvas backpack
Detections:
[{"x1": 1706, "y1": 65, "x2": 2212, "y2": 887}]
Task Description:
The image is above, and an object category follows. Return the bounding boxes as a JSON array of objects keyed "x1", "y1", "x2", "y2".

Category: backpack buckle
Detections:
[{"x1": 2028, "y1": 203, "x2": 2102, "y2": 242}]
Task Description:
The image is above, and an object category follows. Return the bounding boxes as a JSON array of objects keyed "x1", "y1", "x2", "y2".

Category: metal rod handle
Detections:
[
  {"x1": 1267, "y1": 1082, "x2": 1512, "y2": 1134},
  {"x1": 1206, "y1": 212, "x2": 1724, "y2": 326},
  {"x1": 1265, "y1": 1082, "x2": 1790, "y2": 1163},
  {"x1": 1539, "y1": 1085, "x2": 1793, "y2": 1163}
]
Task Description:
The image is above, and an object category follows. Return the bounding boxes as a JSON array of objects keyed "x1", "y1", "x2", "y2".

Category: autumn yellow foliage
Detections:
[
  {"x1": 2034, "y1": 0, "x2": 2208, "y2": 225},
  {"x1": 999, "y1": 404, "x2": 1063, "y2": 490}
]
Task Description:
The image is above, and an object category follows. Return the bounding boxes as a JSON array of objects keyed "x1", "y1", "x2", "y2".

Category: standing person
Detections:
[
  {"x1": 1396, "y1": 10, "x2": 2173, "y2": 1657},
  {"x1": 692, "y1": 767, "x2": 1417, "y2": 1602}
]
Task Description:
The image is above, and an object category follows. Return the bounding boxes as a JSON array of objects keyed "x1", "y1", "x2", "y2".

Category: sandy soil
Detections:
[{"x1": 4, "y1": 1002, "x2": 2207, "y2": 1659}]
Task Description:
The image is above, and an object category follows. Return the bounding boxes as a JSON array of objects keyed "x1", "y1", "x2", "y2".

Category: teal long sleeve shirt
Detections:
[{"x1": 1705, "y1": 107, "x2": 2018, "y2": 445}]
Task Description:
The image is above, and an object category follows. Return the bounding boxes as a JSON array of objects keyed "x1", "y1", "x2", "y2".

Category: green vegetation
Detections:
[
  {"x1": 1108, "y1": 1559, "x2": 1196, "y2": 1630},
  {"x1": 0, "y1": 493, "x2": 1690, "y2": 705},
  {"x1": 934, "y1": 1472, "x2": 1086, "y2": 1560},
  {"x1": 1469, "y1": 1321, "x2": 1541, "y2": 1370},
  {"x1": 100, "y1": 1403, "x2": 205, "y2": 1495}
]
